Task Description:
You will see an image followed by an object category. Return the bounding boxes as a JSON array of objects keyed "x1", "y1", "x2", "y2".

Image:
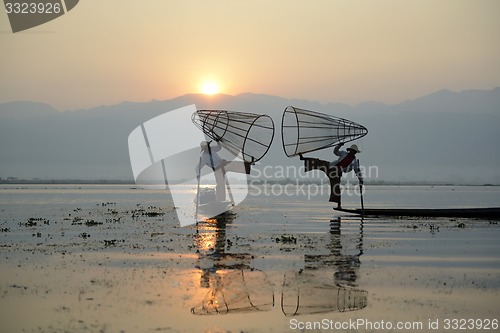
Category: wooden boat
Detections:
[
  {"x1": 196, "y1": 187, "x2": 233, "y2": 219},
  {"x1": 198, "y1": 200, "x2": 233, "y2": 218},
  {"x1": 336, "y1": 207, "x2": 500, "y2": 219}
]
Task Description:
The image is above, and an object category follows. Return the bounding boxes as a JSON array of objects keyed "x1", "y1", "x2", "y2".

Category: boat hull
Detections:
[
  {"x1": 198, "y1": 200, "x2": 233, "y2": 219},
  {"x1": 336, "y1": 207, "x2": 500, "y2": 219}
]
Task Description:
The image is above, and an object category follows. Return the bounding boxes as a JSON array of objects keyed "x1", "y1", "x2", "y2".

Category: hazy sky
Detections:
[{"x1": 1, "y1": 0, "x2": 499, "y2": 111}]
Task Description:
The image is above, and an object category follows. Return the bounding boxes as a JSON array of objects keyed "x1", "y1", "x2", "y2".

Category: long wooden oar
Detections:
[
  {"x1": 222, "y1": 166, "x2": 235, "y2": 206},
  {"x1": 195, "y1": 175, "x2": 201, "y2": 222},
  {"x1": 359, "y1": 183, "x2": 365, "y2": 218},
  {"x1": 358, "y1": 159, "x2": 364, "y2": 218}
]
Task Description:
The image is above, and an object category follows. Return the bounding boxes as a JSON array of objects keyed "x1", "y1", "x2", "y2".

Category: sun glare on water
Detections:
[{"x1": 201, "y1": 82, "x2": 220, "y2": 95}]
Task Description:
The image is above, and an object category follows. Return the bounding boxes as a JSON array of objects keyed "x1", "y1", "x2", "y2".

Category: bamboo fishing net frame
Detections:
[
  {"x1": 281, "y1": 106, "x2": 368, "y2": 157},
  {"x1": 190, "y1": 269, "x2": 275, "y2": 315},
  {"x1": 192, "y1": 110, "x2": 275, "y2": 163},
  {"x1": 280, "y1": 281, "x2": 368, "y2": 316}
]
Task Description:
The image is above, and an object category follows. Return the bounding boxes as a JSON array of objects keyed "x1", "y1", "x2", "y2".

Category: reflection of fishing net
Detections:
[
  {"x1": 281, "y1": 271, "x2": 367, "y2": 316},
  {"x1": 191, "y1": 269, "x2": 275, "y2": 315},
  {"x1": 281, "y1": 106, "x2": 368, "y2": 157},
  {"x1": 192, "y1": 110, "x2": 275, "y2": 163}
]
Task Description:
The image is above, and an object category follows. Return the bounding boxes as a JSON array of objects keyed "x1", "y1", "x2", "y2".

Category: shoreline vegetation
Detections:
[{"x1": 0, "y1": 177, "x2": 498, "y2": 187}]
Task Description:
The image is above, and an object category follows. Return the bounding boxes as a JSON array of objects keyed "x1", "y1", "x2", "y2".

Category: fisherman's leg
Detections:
[
  {"x1": 329, "y1": 178, "x2": 341, "y2": 205},
  {"x1": 303, "y1": 158, "x2": 329, "y2": 174},
  {"x1": 328, "y1": 168, "x2": 342, "y2": 208},
  {"x1": 222, "y1": 159, "x2": 252, "y2": 175},
  {"x1": 214, "y1": 168, "x2": 226, "y2": 201}
]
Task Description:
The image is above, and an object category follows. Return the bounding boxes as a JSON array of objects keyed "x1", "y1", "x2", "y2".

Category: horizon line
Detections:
[{"x1": 1, "y1": 86, "x2": 499, "y2": 113}]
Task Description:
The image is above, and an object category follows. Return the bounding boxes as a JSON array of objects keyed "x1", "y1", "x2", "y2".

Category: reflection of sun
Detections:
[
  {"x1": 201, "y1": 82, "x2": 219, "y2": 95},
  {"x1": 194, "y1": 220, "x2": 218, "y2": 251}
]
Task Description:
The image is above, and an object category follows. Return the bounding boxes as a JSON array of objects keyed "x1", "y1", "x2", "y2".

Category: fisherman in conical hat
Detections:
[{"x1": 300, "y1": 143, "x2": 363, "y2": 209}]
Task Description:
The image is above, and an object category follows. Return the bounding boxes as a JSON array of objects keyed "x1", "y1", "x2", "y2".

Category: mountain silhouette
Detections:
[{"x1": 1, "y1": 88, "x2": 499, "y2": 184}]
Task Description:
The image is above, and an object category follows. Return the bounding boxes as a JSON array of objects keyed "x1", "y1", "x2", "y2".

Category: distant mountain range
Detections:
[{"x1": 1, "y1": 87, "x2": 499, "y2": 184}]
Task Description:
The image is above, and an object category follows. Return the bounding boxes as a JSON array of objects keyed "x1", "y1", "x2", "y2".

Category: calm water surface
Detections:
[{"x1": 0, "y1": 184, "x2": 499, "y2": 332}]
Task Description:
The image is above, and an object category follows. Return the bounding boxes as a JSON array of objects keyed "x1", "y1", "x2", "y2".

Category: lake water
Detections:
[{"x1": 0, "y1": 184, "x2": 499, "y2": 332}]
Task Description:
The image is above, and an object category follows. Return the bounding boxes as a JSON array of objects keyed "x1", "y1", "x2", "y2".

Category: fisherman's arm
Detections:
[
  {"x1": 212, "y1": 141, "x2": 222, "y2": 152},
  {"x1": 333, "y1": 143, "x2": 344, "y2": 156}
]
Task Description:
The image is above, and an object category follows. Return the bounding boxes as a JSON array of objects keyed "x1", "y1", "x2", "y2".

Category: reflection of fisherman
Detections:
[
  {"x1": 192, "y1": 216, "x2": 275, "y2": 315},
  {"x1": 300, "y1": 143, "x2": 363, "y2": 209},
  {"x1": 196, "y1": 140, "x2": 251, "y2": 201},
  {"x1": 281, "y1": 217, "x2": 367, "y2": 316},
  {"x1": 305, "y1": 218, "x2": 363, "y2": 286}
]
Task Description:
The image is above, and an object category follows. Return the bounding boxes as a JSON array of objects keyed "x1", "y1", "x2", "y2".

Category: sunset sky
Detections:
[{"x1": 1, "y1": 0, "x2": 499, "y2": 111}]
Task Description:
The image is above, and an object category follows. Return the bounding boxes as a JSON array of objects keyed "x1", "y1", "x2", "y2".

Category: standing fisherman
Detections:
[
  {"x1": 196, "y1": 141, "x2": 251, "y2": 201},
  {"x1": 300, "y1": 143, "x2": 363, "y2": 209}
]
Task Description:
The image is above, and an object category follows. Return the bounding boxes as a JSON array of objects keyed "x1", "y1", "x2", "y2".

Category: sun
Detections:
[{"x1": 201, "y1": 82, "x2": 220, "y2": 95}]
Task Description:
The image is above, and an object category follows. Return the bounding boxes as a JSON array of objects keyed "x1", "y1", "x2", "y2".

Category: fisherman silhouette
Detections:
[
  {"x1": 299, "y1": 143, "x2": 363, "y2": 209},
  {"x1": 196, "y1": 140, "x2": 252, "y2": 202}
]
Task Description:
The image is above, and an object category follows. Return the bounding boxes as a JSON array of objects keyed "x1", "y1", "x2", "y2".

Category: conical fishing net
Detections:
[
  {"x1": 281, "y1": 106, "x2": 368, "y2": 157},
  {"x1": 281, "y1": 271, "x2": 368, "y2": 316},
  {"x1": 192, "y1": 110, "x2": 275, "y2": 163},
  {"x1": 191, "y1": 269, "x2": 275, "y2": 315}
]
